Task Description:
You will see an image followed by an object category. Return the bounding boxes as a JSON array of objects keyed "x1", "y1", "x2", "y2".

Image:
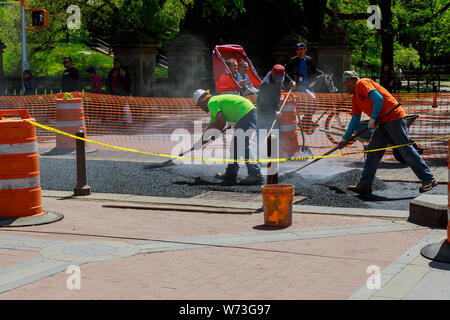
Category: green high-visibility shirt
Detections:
[{"x1": 207, "y1": 94, "x2": 255, "y2": 123}]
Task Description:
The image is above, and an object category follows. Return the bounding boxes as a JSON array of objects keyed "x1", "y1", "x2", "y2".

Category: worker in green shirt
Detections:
[{"x1": 193, "y1": 89, "x2": 263, "y2": 186}]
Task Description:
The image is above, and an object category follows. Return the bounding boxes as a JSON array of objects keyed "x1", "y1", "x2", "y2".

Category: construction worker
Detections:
[
  {"x1": 337, "y1": 70, "x2": 438, "y2": 194},
  {"x1": 256, "y1": 64, "x2": 295, "y2": 133},
  {"x1": 193, "y1": 89, "x2": 263, "y2": 186}
]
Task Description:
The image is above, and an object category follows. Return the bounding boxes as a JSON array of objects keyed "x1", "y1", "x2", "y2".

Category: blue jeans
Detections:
[
  {"x1": 359, "y1": 118, "x2": 435, "y2": 187},
  {"x1": 225, "y1": 109, "x2": 262, "y2": 180}
]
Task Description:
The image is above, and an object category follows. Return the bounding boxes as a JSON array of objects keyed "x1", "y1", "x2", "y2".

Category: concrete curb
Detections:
[{"x1": 42, "y1": 190, "x2": 409, "y2": 219}]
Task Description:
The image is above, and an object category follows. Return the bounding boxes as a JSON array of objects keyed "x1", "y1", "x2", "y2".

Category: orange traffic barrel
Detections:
[
  {"x1": 262, "y1": 184, "x2": 294, "y2": 227},
  {"x1": 420, "y1": 139, "x2": 450, "y2": 262},
  {"x1": 55, "y1": 92, "x2": 86, "y2": 149},
  {"x1": 279, "y1": 93, "x2": 300, "y2": 157},
  {"x1": 0, "y1": 109, "x2": 63, "y2": 227},
  {"x1": 447, "y1": 138, "x2": 450, "y2": 244}
]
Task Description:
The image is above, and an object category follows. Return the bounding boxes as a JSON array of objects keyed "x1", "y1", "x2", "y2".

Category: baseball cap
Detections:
[
  {"x1": 296, "y1": 43, "x2": 307, "y2": 49},
  {"x1": 342, "y1": 70, "x2": 359, "y2": 81},
  {"x1": 271, "y1": 64, "x2": 285, "y2": 82}
]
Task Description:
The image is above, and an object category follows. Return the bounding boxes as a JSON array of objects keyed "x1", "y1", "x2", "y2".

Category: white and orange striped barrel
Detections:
[
  {"x1": 279, "y1": 93, "x2": 300, "y2": 157},
  {"x1": 0, "y1": 110, "x2": 43, "y2": 218},
  {"x1": 55, "y1": 93, "x2": 86, "y2": 149},
  {"x1": 447, "y1": 139, "x2": 449, "y2": 244}
]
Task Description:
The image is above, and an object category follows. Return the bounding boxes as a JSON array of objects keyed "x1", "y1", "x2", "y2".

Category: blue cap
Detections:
[{"x1": 296, "y1": 43, "x2": 307, "y2": 49}]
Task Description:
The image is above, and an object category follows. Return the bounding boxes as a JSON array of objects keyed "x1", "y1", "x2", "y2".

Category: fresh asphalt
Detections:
[{"x1": 38, "y1": 157, "x2": 446, "y2": 211}]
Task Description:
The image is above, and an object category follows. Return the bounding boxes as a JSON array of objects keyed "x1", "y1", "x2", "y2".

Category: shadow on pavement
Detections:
[
  {"x1": 356, "y1": 194, "x2": 416, "y2": 202},
  {"x1": 252, "y1": 224, "x2": 290, "y2": 231}
]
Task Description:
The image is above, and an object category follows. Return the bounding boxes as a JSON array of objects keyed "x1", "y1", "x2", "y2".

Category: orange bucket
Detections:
[{"x1": 262, "y1": 184, "x2": 294, "y2": 227}]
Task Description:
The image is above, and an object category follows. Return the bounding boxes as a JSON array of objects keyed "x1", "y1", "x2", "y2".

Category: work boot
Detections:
[
  {"x1": 239, "y1": 175, "x2": 264, "y2": 186},
  {"x1": 347, "y1": 184, "x2": 372, "y2": 195},
  {"x1": 215, "y1": 172, "x2": 226, "y2": 179},
  {"x1": 419, "y1": 179, "x2": 438, "y2": 193},
  {"x1": 220, "y1": 178, "x2": 238, "y2": 186}
]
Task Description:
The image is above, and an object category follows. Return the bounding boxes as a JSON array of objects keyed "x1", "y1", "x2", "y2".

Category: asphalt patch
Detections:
[{"x1": 39, "y1": 158, "x2": 446, "y2": 211}]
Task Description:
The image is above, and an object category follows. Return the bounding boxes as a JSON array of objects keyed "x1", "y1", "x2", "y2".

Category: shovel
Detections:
[
  {"x1": 280, "y1": 103, "x2": 401, "y2": 179},
  {"x1": 143, "y1": 126, "x2": 229, "y2": 170},
  {"x1": 264, "y1": 88, "x2": 293, "y2": 143}
]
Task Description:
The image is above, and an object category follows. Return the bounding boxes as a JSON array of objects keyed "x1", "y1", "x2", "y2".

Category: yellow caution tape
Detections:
[{"x1": 24, "y1": 119, "x2": 449, "y2": 164}]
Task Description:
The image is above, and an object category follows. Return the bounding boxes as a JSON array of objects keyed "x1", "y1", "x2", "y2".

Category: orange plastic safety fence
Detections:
[
  {"x1": 291, "y1": 91, "x2": 450, "y2": 161},
  {"x1": 0, "y1": 92, "x2": 448, "y2": 161}
]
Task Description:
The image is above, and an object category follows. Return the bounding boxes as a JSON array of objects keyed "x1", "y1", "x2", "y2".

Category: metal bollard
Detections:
[
  {"x1": 73, "y1": 130, "x2": 91, "y2": 196},
  {"x1": 266, "y1": 135, "x2": 279, "y2": 184}
]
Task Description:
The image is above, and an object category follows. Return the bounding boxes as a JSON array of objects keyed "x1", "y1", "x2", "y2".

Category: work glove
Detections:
[
  {"x1": 368, "y1": 118, "x2": 376, "y2": 130},
  {"x1": 337, "y1": 139, "x2": 348, "y2": 149},
  {"x1": 290, "y1": 80, "x2": 296, "y2": 90}
]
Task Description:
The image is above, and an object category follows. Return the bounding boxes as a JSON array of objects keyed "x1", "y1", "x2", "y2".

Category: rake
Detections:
[{"x1": 143, "y1": 127, "x2": 229, "y2": 170}]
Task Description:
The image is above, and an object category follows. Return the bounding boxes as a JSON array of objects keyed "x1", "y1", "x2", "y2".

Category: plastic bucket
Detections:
[{"x1": 261, "y1": 184, "x2": 294, "y2": 227}]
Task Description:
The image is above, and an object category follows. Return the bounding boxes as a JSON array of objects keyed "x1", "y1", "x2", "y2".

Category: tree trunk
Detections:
[
  {"x1": 303, "y1": 0, "x2": 328, "y2": 42},
  {"x1": 378, "y1": 0, "x2": 394, "y2": 71}
]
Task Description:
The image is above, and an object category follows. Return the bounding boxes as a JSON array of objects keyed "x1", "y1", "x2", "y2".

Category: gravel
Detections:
[{"x1": 39, "y1": 158, "x2": 446, "y2": 211}]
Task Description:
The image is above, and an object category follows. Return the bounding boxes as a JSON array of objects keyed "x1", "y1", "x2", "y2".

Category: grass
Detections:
[
  {"x1": 31, "y1": 43, "x2": 114, "y2": 78},
  {"x1": 11, "y1": 42, "x2": 170, "y2": 79}
]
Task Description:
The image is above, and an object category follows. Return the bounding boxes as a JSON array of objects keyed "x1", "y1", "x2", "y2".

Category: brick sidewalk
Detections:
[{"x1": 0, "y1": 196, "x2": 437, "y2": 300}]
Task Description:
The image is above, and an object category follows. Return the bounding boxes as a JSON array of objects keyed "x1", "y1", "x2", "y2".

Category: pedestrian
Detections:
[
  {"x1": 61, "y1": 57, "x2": 79, "y2": 92},
  {"x1": 106, "y1": 58, "x2": 121, "y2": 94},
  {"x1": 285, "y1": 42, "x2": 320, "y2": 93},
  {"x1": 380, "y1": 63, "x2": 394, "y2": 93},
  {"x1": 86, "y1": 67, "x2": 103, "y2": 94},
  {"x1": 192, "y1": 89, "x2": 264, "y2": 186},
  {"x1": 256, "y1": 64, "x2": 295, "y2": 136},
  {"x1": 394, "y1": 64, "x2": 403, "y2": 93},
  {"x1": 284, "y1": 42, "x2": 321, "y2": 133},
  {"x1": 337, "y1": 70, "x2": 438, "y2": 194},
  {"x1": 114, "y1": 66, "x2": 131, "y2": 96},
  {"x1": 23, "y1": 70, "x2": 35, "y2": 95}
]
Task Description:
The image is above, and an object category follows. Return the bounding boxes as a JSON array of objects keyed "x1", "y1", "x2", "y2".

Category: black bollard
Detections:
[
  {"x1": 73, "y1": 130, "x2": 91, "y2": 196},
  {"x1": 266, "y1": 135, "x2": 279, "y2": 184}
]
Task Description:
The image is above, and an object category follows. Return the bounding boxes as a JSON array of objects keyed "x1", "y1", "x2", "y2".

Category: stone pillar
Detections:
[
  {"x1": 313, "y1": 44, "x2": 353, "y2": 92},
  {"x1": 313, "y1": 6, "x2": 353, "y2": 92},
  {"x1": 112, "y1": 43, "x2": 160, "y2": 97},
  {"x1": 164, "y1": 33, "x2": 210, "y2": 97},
  {"x1": 272, "y1": 33, "x2": 308, "y2": 66}
]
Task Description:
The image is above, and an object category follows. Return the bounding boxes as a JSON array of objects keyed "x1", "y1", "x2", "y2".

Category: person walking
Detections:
[
  {"x1": 193, "y1": 89, "x2": 263, "y2": 186},
  {"x1": 285, "y1": 42, "x2": 321, "y2": 133},
  {"x1": 380, "y1": 63, "x2": 394, "y2": 93},
  {"x1": 394, "y1": 64, "x2": 403, "y2": 93},
  {"x1": 61, "y1": 57, "x2": 79, "y2": 92},
  {"x1": 23, "y1": 70, "x2": 35, "y2": 95},
  {"x1": 337, "y1": 70, "x2": 438, "y2": 194},
  {"x1": 106, "y1": 58, "x2": 121, "y2": 94},
  {"x1": 86, "y1": 67, "x2": 103, "y2": 94}
]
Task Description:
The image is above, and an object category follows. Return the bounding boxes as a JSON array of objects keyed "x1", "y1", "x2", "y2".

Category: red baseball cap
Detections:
[
  {"x1": 271, "y1": 64, "x2": 285, "y2": 76},
  {"x1": 271, "y1": 64, "x2": 285, "y2": 82}
]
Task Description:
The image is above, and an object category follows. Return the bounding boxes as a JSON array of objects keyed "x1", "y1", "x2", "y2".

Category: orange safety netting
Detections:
[{"x1": 0, "y1": 92, "x2": 448, "y2": 161}]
